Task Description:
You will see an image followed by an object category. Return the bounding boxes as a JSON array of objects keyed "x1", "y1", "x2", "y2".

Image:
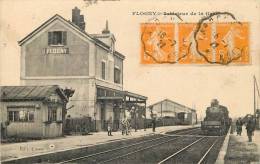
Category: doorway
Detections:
[
  {"x1": 113, "y1": 107, "x2": 120, "y2": 130},
  {"x1": 101, "y1": 103, "x2": 106, "y2": 130}
]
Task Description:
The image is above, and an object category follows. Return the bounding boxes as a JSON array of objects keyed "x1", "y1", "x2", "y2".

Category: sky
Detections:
[{"x1": 0, "y1": 0, "x2": 260, "y2": 119}]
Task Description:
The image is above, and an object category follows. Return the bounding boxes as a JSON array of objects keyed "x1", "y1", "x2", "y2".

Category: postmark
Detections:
[{"x1": 140, "y1": 12, "x2": 249, "y2": 65}]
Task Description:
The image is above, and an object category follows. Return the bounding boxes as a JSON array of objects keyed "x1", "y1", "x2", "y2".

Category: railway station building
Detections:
[
  {"x1": 18, "y1": 7, "x2": 147, "y2": 132},
  {"x1": 148, "y1": 99, "x2": 197, "y2": 125}
]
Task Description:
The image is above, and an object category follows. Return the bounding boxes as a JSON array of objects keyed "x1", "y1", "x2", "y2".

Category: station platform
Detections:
[
  {"x1": 216, "y1": 126, "x2": 260, "y2": 163},
  {"x1": 0, "y1": 125, "x2": 198, "y2": 162},
  {"x1": 225, "y1": 126, "x2": 260, "y2": 163}
]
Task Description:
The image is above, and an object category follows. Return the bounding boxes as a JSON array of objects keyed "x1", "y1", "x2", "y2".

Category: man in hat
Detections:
[
  {"x1": 107, "y1": 117, "x2": 113, "y2": 136},
  {"x1": 246, "y1": 118, "x2": 255, "y2": 142},
  {"x1": 236, "y1": 117, "x2": 243, "y2": 136}
]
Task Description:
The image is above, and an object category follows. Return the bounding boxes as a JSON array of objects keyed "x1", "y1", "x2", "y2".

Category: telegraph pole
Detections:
[
  {"x1": 253, "y1": 75, "x2": 260, "y2": 118},
  {"x1": 254, "y1": 75, "x2": 256, "y2": 118}
]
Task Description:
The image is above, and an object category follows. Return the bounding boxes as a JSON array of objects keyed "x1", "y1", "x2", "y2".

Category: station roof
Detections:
[
  {"x1": 18, "y1": 14, "x2": 125, "y2": 60},
  {"x1": 148, "y1": 99, "x2": 196, "y2": 113},
  {"x1": 124, "y1": 91, "x2": 148, "y2": 100},
  {"x1": 96, "y1": 85, "x2": 147, "y2": 102},
  {"x1": 0, "y1": 85, "x2": 68, "y2": 102}
]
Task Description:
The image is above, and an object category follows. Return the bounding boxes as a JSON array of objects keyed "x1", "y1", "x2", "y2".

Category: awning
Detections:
[{"x1": 96, "y1": 85, "x2": 147, "y2": 103}]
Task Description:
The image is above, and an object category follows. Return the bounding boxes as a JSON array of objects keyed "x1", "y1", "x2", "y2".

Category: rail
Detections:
[
  {"x1": 197, "y1": 138, "x2": 219, "y2": 164},
  {"x1": 58, "y1": 135, "x2": 173, "y2": 164},
  {"x1": 158, "y1": 137, "x2": 205, "y2": 164},
  {"x1": 98, "y1": 136, "x2": 182, "y2": 164},
  {"x1": 58, "y1": 127, "x2": 199, "y2": 163},
  {"x1": 58, "y1": 127, "x2": 220, "y2": 164}
]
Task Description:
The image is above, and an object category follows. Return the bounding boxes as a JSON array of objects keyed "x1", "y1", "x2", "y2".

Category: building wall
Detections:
[
  {"x1": 0, "y1": 101, "x2": 6, "y2": 124},
  {"x1": 95, "y1": 46, "x2": 111, "y2": 81},
  {"x1": 94, "y1": 46, "x2": 123, "y2": 84},
  {"x1": 114, "y1": 55, "x2": 123, "y2": 84},
  {"x1": 150, "y1": 100, "x2": 197, "y2": 125},
  {"x1": 191, "y1": 112, "x2": 197, "y2": 124},
  {"x1": 1, "y1": 101, "x2": 44, "y2": 138},
  {"x1": 22, "y1": 78, "x2": 91, "y2": 118},
  {"x1": 152, "y1": 101, "x2": 164, "y2": 117},
  {"x1": 0, "y1": 101, "x2": 63, "y2": 138},
  {"x1": 95, "y1": 101, "x2": 121, "y2": 131},
  {"x1": 105, "y1": 103, "x2": 114, "y2": 120},
  {"x1": 152, "y1": 100, "x2": 195, "y2": 116},
  {"x1": 152, "y1": 100, "x2": 177, "y2": 117},
  {"x1": 20, "y1": 18, "x2": 124, "y2": 131},
  {"x1": 95, "y1": 102, "x2": 102, "y2": 131},
  {"x1": 21, "y1": 21, "x2": 90, "y2": 78},
  {"x1": 22, "y1": 78, "x2": 122, "y2": 124},
  {"x1": 42, "y1": 104, "x2": 63, "y2": 138}
]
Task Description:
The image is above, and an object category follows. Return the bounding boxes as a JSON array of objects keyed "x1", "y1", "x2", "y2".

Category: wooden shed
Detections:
[{"x1": 0, "y1": 85, "x2": 69, "y2": 139}]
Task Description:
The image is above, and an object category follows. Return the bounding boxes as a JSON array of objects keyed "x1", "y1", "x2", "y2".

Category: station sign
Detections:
[{"x1": 43, "y1": 48, "x2": 69, "y2": 54}]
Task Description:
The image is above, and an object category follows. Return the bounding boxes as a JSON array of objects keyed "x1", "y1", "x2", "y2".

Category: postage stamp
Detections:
[{"x1": 140, "y1": 17, "x2": 249, "y2": 65}]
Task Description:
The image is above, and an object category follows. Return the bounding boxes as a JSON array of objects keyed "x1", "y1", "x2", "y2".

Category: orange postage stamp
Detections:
[{"x1": 141, "y1": 18, "x2": 249, "y2": 65}]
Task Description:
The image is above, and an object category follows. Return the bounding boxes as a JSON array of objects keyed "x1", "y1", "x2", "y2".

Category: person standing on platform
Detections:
[
  {"x1": 107, "y1": 117, "x2": 113, "y2": 136},
  {"x1": 246, "y1": 118, "x2": 255, "y2": 142},
  {"x1": 121, "y1": 119, "x2": 126, "y2": 135},
  {"x1": 152, "y1": 117, "x2": 156, "y2": 132},
  {"x1": 230, "y1": 119, "x2": 235, "y2": 134},
  {"x1": 121, "y1": 117, "x2": 128, "y2": 135},
  {"x1": 65, "y1": 115, "x2": 71, "y2": 135},
  {"x1": 236, "y1": 117, "x2": 243, "y2": 136}
]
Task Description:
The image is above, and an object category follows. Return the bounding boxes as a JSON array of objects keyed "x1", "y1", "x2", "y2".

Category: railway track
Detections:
[
  {"x1": 166, "y1": 127, "x2": 202, "y2": 135},
  {"x1": 57, "y1": 127, "x2": 225, "y2": 164},
  {"x1": 158, "y1": 136, "x2": 221, "y2": 164},
  {"x1": 58, "y1": 128, "x2": 196, "y2": 164},
  {"x1": 58, "y1": 135, "x2": 176, "y2": 164}
]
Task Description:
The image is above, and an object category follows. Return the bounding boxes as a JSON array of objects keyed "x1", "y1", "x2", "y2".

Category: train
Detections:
[{"x1": 201, "y1": 99, "x2": 231, "y2": 136}]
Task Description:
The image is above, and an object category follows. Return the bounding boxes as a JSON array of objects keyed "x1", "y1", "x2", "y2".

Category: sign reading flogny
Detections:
[{"x1": 43, "y1": 48, "x2": 69, "y2": 54}]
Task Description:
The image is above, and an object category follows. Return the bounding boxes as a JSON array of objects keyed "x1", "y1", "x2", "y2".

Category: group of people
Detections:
[
  {"x1": 235, "y1": 117, "x2": 256, "y2": 142},
  {"x1": 121, "y1": 118, "x2": 131, "y2": 135},
  {"x1": 107, "y1": 117, "x2": 157, "y2": 136},
  {"x1": 107, "y1": 118, "x2": 132, "y2": 136}
]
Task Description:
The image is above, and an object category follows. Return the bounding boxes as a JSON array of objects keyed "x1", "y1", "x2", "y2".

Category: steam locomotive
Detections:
[{"x1": 201, "y1": 99, "x2": 231, "y2": 136}]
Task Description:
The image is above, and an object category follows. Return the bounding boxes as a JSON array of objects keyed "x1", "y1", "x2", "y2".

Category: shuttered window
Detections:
[
  {"x1": 114, "y1": 67, "x2": 121, "y2": 84},
  {"x1": 48, "y1": 31, "x2": 67, "y2": 46},
  {"x1": 101, "y1": 61, "x2": 106, "y2": 80},
  {"x1": 48, "y1": 106, "x2": 57, "y2": 122}
]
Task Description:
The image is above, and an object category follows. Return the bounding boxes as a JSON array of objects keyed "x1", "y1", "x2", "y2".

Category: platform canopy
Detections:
[
  {"x1": 96, "y1": 85, "x2": 147, "y2": 131},
  {"x1": 96, "y1": 85, "x2": 147, "y2": 104}
]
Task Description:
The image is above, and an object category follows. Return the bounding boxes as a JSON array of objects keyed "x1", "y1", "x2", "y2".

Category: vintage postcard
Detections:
[{"x1": 0, "y1": 0, "x2": 260, "y2": 163}]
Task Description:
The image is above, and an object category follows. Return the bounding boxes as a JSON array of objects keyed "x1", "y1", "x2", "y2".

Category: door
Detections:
[
  {"x1": 113, "y1": 107, "x2": 120, "y2": 130},
  {"x1": 101, "y1": 103, "x2": 106, "y2": 130}
]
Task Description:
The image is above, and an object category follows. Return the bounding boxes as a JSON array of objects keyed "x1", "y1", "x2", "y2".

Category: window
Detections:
[
  {"x1": 8, "y1": 111, "x2": 18, "y2": 122},
  {"x1": 48, "y1": 106, "x2": 57, "y2": 122},
  {"x1": 19, "y1": 111, "x2": 28, "y2": 121},
  {"x1": 8, "y1": 110, "x2": 34, "y2": 122},
  {"x1": 101, "y1": 61, "x2": 106, "y2": 80},
  {"x1": 97, "y1": 88, "x2": 105, "y2": 97},
  {"x1": 108, "y1": 61, "x2": 113, "y2": 80},
  {"x1": 106, "y1": 90, "x2": 114, "y2": 97},
  {"x1": 114, "y1": 67, "x2": 121, "y2": 84},
  {"x1": 28, "y1": 111, "x2": 34, "y2": 121},
  {"x1": 48, "y1": 31, "x2": 67, "y2": 46}
]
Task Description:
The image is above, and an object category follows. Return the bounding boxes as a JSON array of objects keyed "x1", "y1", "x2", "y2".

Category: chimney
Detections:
[
  {"x1": 72, "y1": 7, "x2": 85, "y2": 31},
  {"x1": 100, "y1": 20, "x2": 115, "y2": 52},
  {"x1": 79, "y1": 15, "x2": 85, "y2": 31},
  {"x1": 102, "y1": 20, "x2": 110, "y2": 34}
]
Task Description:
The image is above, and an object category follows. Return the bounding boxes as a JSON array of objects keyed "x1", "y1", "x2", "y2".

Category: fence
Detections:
[
  {"x1": 64, "y1": 117, "x2": 94, "y2": 135},
  {"x1": 145, "y1": 117, "x2": 179, "y2": 128},
  {"x1": 65, "y1": 117, "x2": 148, "y2": 134}
]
